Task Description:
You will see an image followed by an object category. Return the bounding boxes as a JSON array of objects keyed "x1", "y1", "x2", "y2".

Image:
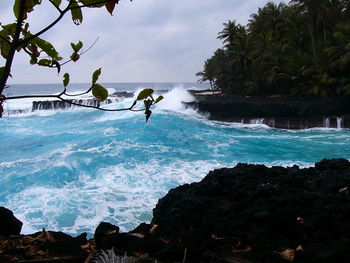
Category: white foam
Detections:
[
  {"x1": 154, "y1": 86, "x2": 198, "y2": 116},
  {"x1": 5, "y1": 158, "x2": 227, "y2": 235}
]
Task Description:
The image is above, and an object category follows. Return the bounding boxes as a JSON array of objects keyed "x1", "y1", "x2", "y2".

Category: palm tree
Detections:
[
  {"x1": 196, "y1": 59, "x2": 217, "y2": 90},
  {"x1": 217, "y1": 20, "x2": 240, "y2": 47},
  {"x1": 198, "y1": 0, "x2": 350, "y2": 97}
]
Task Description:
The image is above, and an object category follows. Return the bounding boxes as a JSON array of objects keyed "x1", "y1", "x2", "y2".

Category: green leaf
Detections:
[
  {"x1": 92, "y1": 68, "x2": 101, "y2": 84},
  {"x1": 1, "y1": 23, "x2": 17, "y2": 35},
  {"x1": 70, "y1": 41, "x2": 83, "y2": 52},
  {"x1": 30, "y1": 35, "x2": 59, "y2": 59},
  {"x1": 71, "y1": 1, "x2": 83, "y2": 25},
  {"x1": 137, "y1": 89, "x2": 154, "y2": 100},
  {"x1": 13, "y1": 0, "x2": 21, "y2": 19},
  {"x1": 63, "y1": 73, "x2": 70, "y2": 87},
  {"x1": 76, "y1": 41, "x2": 83, "y2": 51},
  {"x1": 38, "y1": 59, "x2": 51, "y2": 66},
  {"x1": 13, "y1": 0, "x2": 41, "y2": 20},
  {"x1": 70, "y1": 52, "x2": 80, "y2": 62},
  {"x1": 29, "y1": 58, "x2": 37, "y2": 64},
  {"x1": 51, "y1": 0, "x2": 61, "y2": 7},
  {"x1": 155, "y1": 95, "x2": 164, "y2": 103},
  {"x1": 0, "y1": 41, "x2": 11, "y2": 59},
  {"x1": 0, "y1": 67, "x2": 5, "y2": 78},
  {"x1": 80, "y1": 0, "x2": 105, "y2": 7},
  {"x1": 92, "y1": 84, "x2": 108, "y2": 102}
]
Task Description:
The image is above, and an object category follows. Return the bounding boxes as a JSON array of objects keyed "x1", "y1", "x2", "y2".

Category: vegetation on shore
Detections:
[{"x1": 197, "y1": 0, "x2": 350, "y2": 98}]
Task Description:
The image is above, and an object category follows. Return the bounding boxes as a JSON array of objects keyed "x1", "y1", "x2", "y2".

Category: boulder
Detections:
[{"x1": 0, "y1": 207, "x2": 22, "y2": 236}]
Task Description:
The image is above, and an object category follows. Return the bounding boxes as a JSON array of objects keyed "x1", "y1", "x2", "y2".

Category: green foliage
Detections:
[
  {"x1": 137, "y1": 89, "x2": 154, "y2": 100},
  {"x1": 1, "y1": 0, "x2": 160, "y2": 121},
  {"x1": 92, "y1": 83, "x2": 108, "y2": 102},
  {"x1": 71, "y1": 1, "x2": 83, "y2": 25},
  {"x1": 155, "y1": 95, "x2": 164, "y2": 103},
  {"x1": 92, "y1": 68, "x2": 102, "y2": 84},
  {"x1": 198, "y1": 0, "x2": 350, "y2": 98},
  {"x1": 63, "y1": 73, "x2": 70, "y2": 87}
]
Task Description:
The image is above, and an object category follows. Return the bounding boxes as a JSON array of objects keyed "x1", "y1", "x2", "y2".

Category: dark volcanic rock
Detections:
[
  {"x1": 32, "y1": 98, "x2": 113, "y2": 111},
  {"x1": 0, "y1": 207, "x2": 22, "y2": 236},
  {"x1": 148, "y1": 159, "x2": 350, "y2": 262},
  {"x1": 0, "y1": 230, "x2": 88, "y2": 262},
  {"x1": 94, "y1": 222, "x2": 120, "y2": 249},
  {"x1": 185, "y1": 95, "x2": 350, "y2": 129}
]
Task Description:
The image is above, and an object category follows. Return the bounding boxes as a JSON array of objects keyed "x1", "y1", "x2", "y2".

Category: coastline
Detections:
[
  {"x1": 186, "y1": 91, "x2": 350, "y2": 129},
  {"x1": 1, "y1": 158, "x2": 349, "y2": 262}
]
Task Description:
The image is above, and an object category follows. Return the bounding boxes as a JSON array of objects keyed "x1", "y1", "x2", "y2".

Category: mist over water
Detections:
[{"x1": 1, "y1": 83, "x2": 349, "y2": 236}]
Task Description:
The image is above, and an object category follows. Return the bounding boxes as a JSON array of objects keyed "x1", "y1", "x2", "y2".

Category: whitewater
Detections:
[{"x1": 0, "y1": 84, "x2": 349, "y2": 237}]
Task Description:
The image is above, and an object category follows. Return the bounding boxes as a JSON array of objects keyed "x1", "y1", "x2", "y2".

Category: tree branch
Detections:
[
  {"x1": 60, "y1": 37, "x2": 99, "y2": 67},
  {"x1": 2, "y1": 94, "x2": 147, "y2": 113},
  {"x1": 0, "y1": 0, "x2": 26, "y2": 95},
  {"x1": 18, "y1": 4, "x2": 71, "y2": 47}
]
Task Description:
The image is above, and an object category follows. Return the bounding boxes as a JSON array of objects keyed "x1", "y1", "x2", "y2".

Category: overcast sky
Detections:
[{"x1": 1, "y1": 0, "x2": 283, "y2": 84}]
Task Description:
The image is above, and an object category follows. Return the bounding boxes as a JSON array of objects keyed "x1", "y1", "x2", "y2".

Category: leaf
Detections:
[
  {"x1": 0, "y1": 67, "x2": 4, "y2": 78},
  {"x1": 80, "y1": 0, "x2": 105, "y2": 7},
  {"x1": 137, "y1": 89, "x2": 154, "y2": 100},
  {"x1": 1, "y1": 23, "x2": 17, "y2": 35},
  {"x1": 28, "y1": 44, "x2": 40, "y2": 59},
  {"x1": 71, "y1": 41, "x2": 83, "y2": 52},
  {"x1": 51, "y1": 0, "x2": 61, "y2": 7},
  {"x1": 105, "y1": 1, "x2": 117, "y2": 15},
  {"x1": 92, "y1": 84, "x2": 108, "y2": 102},
  {"x1": 149, "y1": 224, "x2": 158, "y2": 234},
  {"x1": 76, "y1": 41, "x2": 83, "y2": 51},
  {"x1": 70, "y1": 52, "x2": 80, "y2": 62},
  {"x1": 13, "y1": 0, "x2": 41, "y2": 20},
  {"x1": 155, "y1": 95, "x2": 164, "y2": 103},
  {"x1": 280, "y1": 248, "x2": 295, "y2": 262},
  {"x1": 92, "y1": 68, "x2": 101, "y2": 84},
  {"x1": 32, "y1": 36, "x2": 59, "y2": 59},
  {"x1": 38, "y1": 59, "x2": 51, "y2": 66},
  {"x1": 71, "y1": 1, "x2": 83, "y2": 25},
  {"x1": 0, "y1": 41, "x2": 11, "y2": 59},
  {"x1": 63, "y1": 73, "x2": 70, "y2": 87}
]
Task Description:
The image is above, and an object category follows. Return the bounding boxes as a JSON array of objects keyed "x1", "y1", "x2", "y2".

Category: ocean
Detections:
[{"x1": 1, "y1": 83, "x2": 349, "y2": 236}]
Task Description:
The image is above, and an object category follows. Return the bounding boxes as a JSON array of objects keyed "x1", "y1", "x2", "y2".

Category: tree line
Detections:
[{"x1": 197, "y1": 0, "x2": 350, "y2": 97}]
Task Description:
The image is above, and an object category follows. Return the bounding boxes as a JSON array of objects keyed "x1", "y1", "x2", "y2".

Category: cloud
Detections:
[{"x1": 2, "y1": 0, "x2": 283, "y2": 84}]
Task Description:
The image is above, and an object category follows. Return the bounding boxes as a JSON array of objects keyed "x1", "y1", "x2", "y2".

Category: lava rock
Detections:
[
  {"x1": 0, "y1": 207, "x2": 22, "y2": 236},
  {"x1": 185, "y1": 95, "x2": 350, "y2": 129},
  {"x1": 94, "y1": 222, "x2": 120, "y2": 249},
  {"x1": 148, "y1": 159, "x2": 350, "y2": 262}
]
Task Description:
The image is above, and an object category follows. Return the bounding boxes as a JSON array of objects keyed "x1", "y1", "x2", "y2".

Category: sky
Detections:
[{"x1": 1, "y1": 0, "x2": 283, "y2": 84}]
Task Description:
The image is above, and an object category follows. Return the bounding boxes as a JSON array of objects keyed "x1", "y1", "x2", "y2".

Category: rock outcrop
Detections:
[
  {"x1": 185, "y1": 95, "x2": 350, "y2": 129},
  {"x1": 0, "y1": 207, "x2": 22, "y2": 237},
  {"x1": 148, "y1": 158, "x2": 350, "y2": 262},
  {"x1": 32, "y1": 98, "x2": 114, "y2": 111}
]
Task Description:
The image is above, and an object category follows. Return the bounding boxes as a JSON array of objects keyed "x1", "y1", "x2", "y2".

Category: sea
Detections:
[{"x1": 1, "y1": 82, "x2": 349, "y2": 237}]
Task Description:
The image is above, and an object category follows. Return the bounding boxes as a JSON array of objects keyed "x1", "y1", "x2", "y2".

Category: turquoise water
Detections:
[{"x1": 0, "y1": 86, "x2": 349, "y2": 236}]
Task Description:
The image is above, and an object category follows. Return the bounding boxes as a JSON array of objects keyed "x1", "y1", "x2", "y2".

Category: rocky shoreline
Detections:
[
  {"x1": 1, "y1": 158, "x2": 350, "y2": 262},
  {"x1": 185, "y1": 92, "x2": 350, "y2": 129}
]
